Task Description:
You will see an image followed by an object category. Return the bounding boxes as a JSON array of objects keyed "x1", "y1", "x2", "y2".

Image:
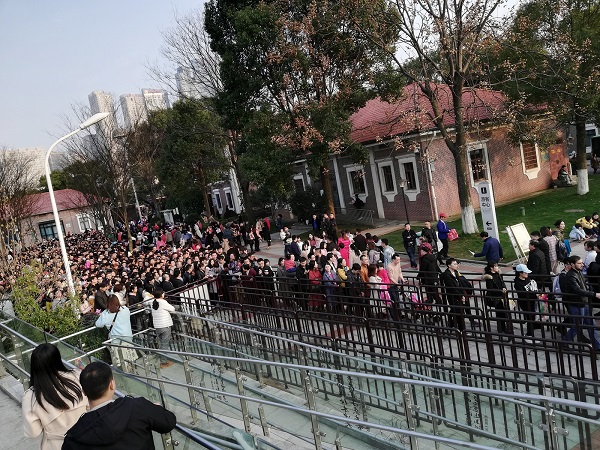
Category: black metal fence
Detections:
[{"x1": 167, "y1": 272, "x2": 600, "y2": 382}]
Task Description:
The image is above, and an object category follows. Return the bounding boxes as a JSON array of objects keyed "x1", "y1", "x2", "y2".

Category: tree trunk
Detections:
[
  {"x1": 227, "y1": 138, "x2": 254, "y2": 224},
  {"x1": 0, "y1": 227, "x2": 8, "y2": 273},
  {"x1": 575, "y1": 116, "x2": 589, "y2": 195},
  {"x1": 196, "y1": 165, "x2": 212, "y2": 218},
  {"x1": 122, "y1": 199, "x2": 133, "y2": 254},
  {"x1": 320, "y1": 164, "x2": 335, "y2": 214},
  {"x1": 450, "y1": 83, "x2": 478, "y2": 235}
]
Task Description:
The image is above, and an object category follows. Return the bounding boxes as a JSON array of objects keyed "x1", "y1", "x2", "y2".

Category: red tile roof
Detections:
[
  {"x1": 350, "y1": 83, "x2": 506, "y2": 144},
  {"x1": 29, "y1": 189, "x2": 93, "y2": 216}
]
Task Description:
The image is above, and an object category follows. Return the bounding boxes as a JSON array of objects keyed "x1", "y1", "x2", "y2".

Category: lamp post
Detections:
[
  {"x1": 398, "y1": 178, "x2": 410, "y2": 223},
  {"x1": 45, "y1": 112, "x2": 109, "y2": 296}
]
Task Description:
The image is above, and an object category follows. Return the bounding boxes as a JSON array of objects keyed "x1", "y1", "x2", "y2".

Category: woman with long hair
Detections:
[{"x1": 22, "y1": 343, "x2": 88, "y2": 450}]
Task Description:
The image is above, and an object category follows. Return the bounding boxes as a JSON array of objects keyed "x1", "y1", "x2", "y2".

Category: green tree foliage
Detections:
[
  {"x1": 288, "y1": 186, "x2": 323, "y2": 222},
  {"x1": 205, "y1": 0, "x2": 394, "y2": 213},
  {"x1": 496, "y1": 0, "x2": 600, "y2": 194},
  {"x1": 38, "y1": 170, "x2": 69, "y2": 192},
  {"x1": 12, "y1": 262, "x2": 79, "y2": 337},
  {"x1": 238, "y1": 108, "x2": 294, "y2": 213},
  {"x1": 154, "y1": 99, "x2": 228, "y2": 215}
]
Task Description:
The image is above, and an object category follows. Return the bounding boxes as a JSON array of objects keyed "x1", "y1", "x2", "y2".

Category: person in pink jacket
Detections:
[
  {"x1": 337, "y1": 230, "x2": 351, "y2": 264},
  {"x1": 22, "y1": 343, "x2": 88, "y2": 450}
]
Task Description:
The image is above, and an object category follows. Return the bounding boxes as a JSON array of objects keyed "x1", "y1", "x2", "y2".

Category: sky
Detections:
[{"x1": 0, "y1": 0, "x2": 205, "y2": 150}]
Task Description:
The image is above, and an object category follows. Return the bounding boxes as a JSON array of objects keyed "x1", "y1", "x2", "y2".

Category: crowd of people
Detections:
[{"x1": 12, "y1": 211, "x2": 600, "y2": 450}]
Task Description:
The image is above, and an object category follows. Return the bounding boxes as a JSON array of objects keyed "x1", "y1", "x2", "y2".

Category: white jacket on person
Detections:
[
  {"x1": 22, "y1": 370, "x2": 88, "y2": 450},
  {"x1": 146, "y1": 298, "x2": 175, "y2": 329}
]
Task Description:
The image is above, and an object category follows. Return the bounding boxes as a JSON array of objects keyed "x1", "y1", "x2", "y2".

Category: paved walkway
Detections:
[
  {"x1": 255, "y1": 223, "x2": 587, "y2": 276},
  {"x1": 0, "y1": 376, "x2": 40, "y2": 450}
]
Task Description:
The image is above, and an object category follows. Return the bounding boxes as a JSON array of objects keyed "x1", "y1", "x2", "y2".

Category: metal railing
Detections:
[
  {"x1": 0, "y1": 316, "x2": 246, "y2": 450},
  {"x1": 5, "y1": 308, "x2": 600, "y2": 449},
  {"x1": 334, "y1": 207, "x2": 375, "y2": 226},
  {"x1": 66, "y1": 335, "x2": 600, "y2": 449},
  {"x1": 4, "y1": 272, "x2": 600, "y2": 449},
  {"x1": 171, "y1": 272, "x2": 600, "y2": 381}
]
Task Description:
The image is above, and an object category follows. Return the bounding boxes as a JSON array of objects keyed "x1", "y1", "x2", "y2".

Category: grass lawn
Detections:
[{"x1": 382, "y1": 175, "x2": 600, "y2": 262}]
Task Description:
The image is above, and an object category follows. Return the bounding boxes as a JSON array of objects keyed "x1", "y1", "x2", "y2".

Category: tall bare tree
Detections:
[
  {"x1": 60, "y1": 102, "x2": 138, "y2": 251},
  {"x1": 351, "y1": 0, "x2": 509, "y2": 233},
  {"x1": 0, "y1": 149, "x2": 39, "y2": 271},
  {"x1": 152, "y1": 8, "x2": 264, "y2": 223}
]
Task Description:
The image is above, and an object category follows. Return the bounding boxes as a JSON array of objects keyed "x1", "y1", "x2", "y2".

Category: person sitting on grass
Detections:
[
  {"x1": 570, "y1": 223, "x2": 587, "y2": 242},
  {"x1": 576, "y1": 215, "x2": 598, "y2": 238}
]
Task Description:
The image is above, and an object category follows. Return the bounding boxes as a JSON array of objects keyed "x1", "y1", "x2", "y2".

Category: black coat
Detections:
[
  {"x1": 353, "y1": 234, "x2": 367, "y2": 252},
  {"x1": 62, "y1": 396, "x2": 176, "y2": 450},
  {"x1": 483, "y1": 272, "x2": 506, "y2": 306},
  {"x1": 537, "y1": 239, "x2": 552, "y2": 274},
  {"x1": 161, "y1": 280, "x2": 175, "y2": 292},
  {"x1": 95, "y1": 290, "x2": 109, "y2": 311},
  {"x1": 527, "y1": 248, "x2": 549, "y2": 285},
  {"x1": 441, "y1": 269, "x2": 463, "y2": 305},
  {"x1": 417, "y1": 254, "x2": 440, "y2": 285},
  {"x1": 564, "y1": 269, "x2": 596, "y2": 307}
]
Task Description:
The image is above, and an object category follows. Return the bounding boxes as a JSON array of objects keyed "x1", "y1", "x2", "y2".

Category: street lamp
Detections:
[
  {"x1": 398, "y1": 178, "x2": 410, "y2": 223},
  {"x1": 45, "y1": 112, "x2": 109, "y2": 296}
]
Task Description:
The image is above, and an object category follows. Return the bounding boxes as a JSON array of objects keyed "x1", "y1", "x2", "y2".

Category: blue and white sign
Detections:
[{"x1": 477, "y1": 181, "x2": 499, "y2": 240}]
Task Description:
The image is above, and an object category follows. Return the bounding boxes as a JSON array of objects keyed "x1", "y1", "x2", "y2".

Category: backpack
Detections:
[{"x1": 556, "y1": 239, "x2": 567, "y2": 261}]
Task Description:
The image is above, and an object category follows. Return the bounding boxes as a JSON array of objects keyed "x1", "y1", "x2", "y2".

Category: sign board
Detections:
[
  {"x1": 161, "y1": 210, "x2": 175, "y2": 225},
  {"x1": 477, "y1": 181, "x2": 499, "y2": 240},
  {"x1": 506, "y1": 223, "x2": 530, "y2": 263}
]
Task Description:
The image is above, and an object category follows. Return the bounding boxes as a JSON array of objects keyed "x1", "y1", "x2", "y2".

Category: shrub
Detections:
[{"x1": 12, "y1": 262, "x2": 79, "y2": 337}]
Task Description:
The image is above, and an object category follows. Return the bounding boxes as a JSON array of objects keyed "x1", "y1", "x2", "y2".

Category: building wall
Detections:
[
  {"x1": 142, "y1": 89, "x2": 169, "y2": 112},
  {"x1": 120, "y1": 94, "x2": 147, "y2": 128},
  {"x1": 302, "y1": 123, "x2": 567, "y2": 223},
  {"x1": 23, "y1": 208, "x2": 102, "y2": 247},
  {"x1": 88, "y1": 91, "x2": 117, "y2": 134}
]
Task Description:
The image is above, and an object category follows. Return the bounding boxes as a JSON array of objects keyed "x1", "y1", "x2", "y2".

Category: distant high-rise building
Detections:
[
  {"x1": 176, "y1": 66, "x2": 214, "y2": 99},
  {"x1": 120, "y1": 94, "x2": 147, "y2": 129},
  {"x1": 5, "y1": 147, "x2": 46, "y2": 182},
  {"x1": 88, "y1": 91, "x2": 117, "y2": 135},
  {"x1": 142, "y1": 89, "x2": 170, "y2": 112},
  {"x1": 176, "y1": 67, "x2": 199, "y2": 100}
]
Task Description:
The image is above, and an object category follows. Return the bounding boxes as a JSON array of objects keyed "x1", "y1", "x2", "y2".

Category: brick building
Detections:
[
  {"x1": 290, "y1": 83, "x2": 567, "y2": 222},
  {"x1": 21, "y1": 189, "x2": 109, "y2": 246}
]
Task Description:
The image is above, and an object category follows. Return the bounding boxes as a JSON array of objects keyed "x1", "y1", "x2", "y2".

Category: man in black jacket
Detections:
[
  {"x1": 353, "y1": 229, "x2": 367, "y2": 254},
  {"x1": 440, "y1": 257, "x2": 472, "y2": 330},
  {"x1": 63, "y1": 362, "x2": 176, "y2": 450},
  {"x1": 530, "y1": 231, "x2": 551, "y2": 274},
  {"x1": 563, "y1": 255, "x2": 600, "y2": 349},
  {"x1": 417, "y1": 243, "x2": 441, "y2": 306},
  {"x1": 95, "y1": 282, "x2": 110, "y2": 311},
  {"x1": 527, "y1": 240, "x2": 550, "y2": 291},
  {"x1": 402, "y1": 223, "x2": 419, "y2": 269},
  {"x1": 171, "y1": 268, "x2": 185, "y2": 289}
]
